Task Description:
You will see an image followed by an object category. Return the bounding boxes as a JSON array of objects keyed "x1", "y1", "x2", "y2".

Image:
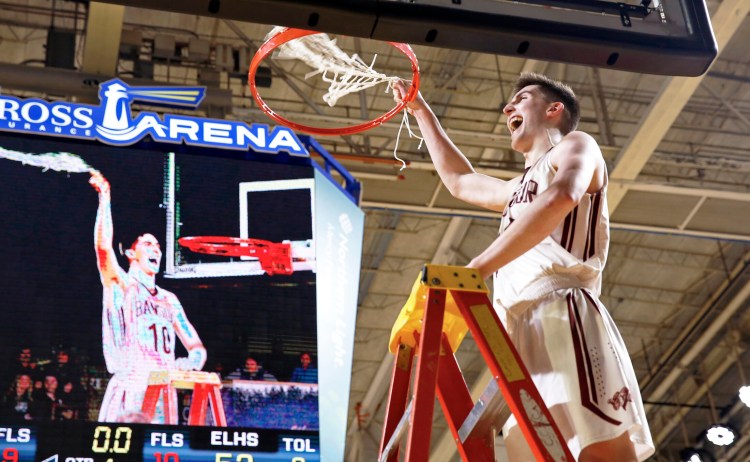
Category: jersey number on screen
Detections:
[{"x1": 149, "y1": 324, "x2": 172, "y2": 353}]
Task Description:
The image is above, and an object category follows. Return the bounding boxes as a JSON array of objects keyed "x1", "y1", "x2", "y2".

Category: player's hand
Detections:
[
  {"x1": 175, "y1": 357, "x2": 195, "y2": 371},
  {"x1": 465, "y1": 259, "x2": 491, "y2": 281},
  {"x1": 391, "y1": 79, "x2": 427, "y2": 116},
  {"x1": 89, "y1": 170, "x2": 110, "y2": 195}
]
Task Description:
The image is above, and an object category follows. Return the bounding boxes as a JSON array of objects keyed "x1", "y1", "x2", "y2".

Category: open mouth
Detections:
[
  {"x1": 508, "y1": 115, "x2": 523, "y2": 133},
  {"x1": 149, "y1": 258, "x2": 158, "y2": 265}
]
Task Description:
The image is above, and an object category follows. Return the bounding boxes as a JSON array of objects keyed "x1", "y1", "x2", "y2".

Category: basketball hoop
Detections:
[
  {"x1": 178, "y1": 236, "x2": 294, "y2": 276},
  {"x1": 248, "y1": 27, "x2": 420, "y2": 136}
]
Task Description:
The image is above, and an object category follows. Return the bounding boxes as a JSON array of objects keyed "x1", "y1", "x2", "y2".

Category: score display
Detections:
[{"x1": 0, "y1": 422, "x2": 318, "y2": 461}]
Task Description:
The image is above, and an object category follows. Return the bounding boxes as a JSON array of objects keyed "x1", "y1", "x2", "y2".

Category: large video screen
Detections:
[{"x1": 0, "y1": 133, "x2": 322, "y2": 461}]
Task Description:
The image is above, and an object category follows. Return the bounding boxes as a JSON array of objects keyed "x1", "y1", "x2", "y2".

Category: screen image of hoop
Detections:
[
  {"x1": 165, "y1": 154, "x2": 315, "y2": 279},
  {"x1": 248, "y1": 27, "x2": 420, "y2": 136}
]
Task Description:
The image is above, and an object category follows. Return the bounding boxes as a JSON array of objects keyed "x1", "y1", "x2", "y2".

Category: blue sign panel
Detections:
[{"x1": 0, "y1": 79, "x2": 308, "y2": 156}]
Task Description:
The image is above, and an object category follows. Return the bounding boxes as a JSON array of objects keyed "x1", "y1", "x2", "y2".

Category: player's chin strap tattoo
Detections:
[{"x1": 175, "y1": 347, "x2": 207, "y2": 370}]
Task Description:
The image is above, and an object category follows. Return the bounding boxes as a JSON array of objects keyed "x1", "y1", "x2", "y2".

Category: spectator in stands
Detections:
[
  {"x1": 227, "y1": 356, "x2": 277, "y2": 381},
  {"x1": 1, "y1": 373, "x2": 34, "y2": 422},
  {"x1": 5, "y1": 347, "x2": 42, "y2": 392},
  {"x1": 49, "y1": 349, "x2": 78, "y2": 387},
  {"x1": 58, "y1": 380, "x2": 85, "y2": 420},
  {"x1": 290, "y1": 352, "x2": 318, "y2": 384},
  {"x1": 31, "y1": 374, "x2": 63, "y2": 420},
  {"x1": 49, "y1": 348, "x2": 86, "y2": 419},
  {"x1": 212, "y1": 361, "x2": 226, "y2": 379}
]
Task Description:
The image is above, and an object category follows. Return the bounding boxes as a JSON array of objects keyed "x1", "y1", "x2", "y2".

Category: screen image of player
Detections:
[{"x1": 0, "y1": 132, "x2": 322, "y2": 461}]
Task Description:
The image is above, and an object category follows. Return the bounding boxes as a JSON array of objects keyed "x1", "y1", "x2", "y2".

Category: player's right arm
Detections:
[
  {"x1": 90, "y1": 171, "x2": 129, "y2": 374},
  {"x1": 392, "y1": 80, "x2": 520, "y2": 212},
  {"x1": 89, "y1": 171, "x2": 126, "y2": 286}
]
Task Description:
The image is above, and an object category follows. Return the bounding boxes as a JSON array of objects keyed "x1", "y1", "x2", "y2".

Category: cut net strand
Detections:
[
  {"x1": 393, "y1": 111, "x2": 424, "y2": 171},
  {"x1": 0, "y1": 146, "x2": 94, "y2": 173},
  {"x1": 267, "y1": 26, "x2": 401, "y2": 107}
]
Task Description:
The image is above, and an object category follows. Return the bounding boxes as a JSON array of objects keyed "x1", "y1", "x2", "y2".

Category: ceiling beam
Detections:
[
  {"x1": 362, "y1": 200, "x2": 750, "y2": 242},
  {"x1": 587, "y1": 67, "x2": 615, "y2": 146},
  {"x1": 617, "y1": 181, "x2": 750, "y2": 203},
  {"x1": 653, "y1": 351, "x2": 738, "y2": 446},
  {"x1": 521, "y1": 59, "x2": 548, "y2": 75},
  {"x1": 700, "y1": 81, "x2": 750, "y2": 130},
  {"x1": 645, "y1": 278, "x2": 750, "y2": 415},
  {"x1": 81, "y1": 2, "x2": 124, "y2": 75},
  {"x1": 607, "y1": 0, "x2": 750, "y2": 213}
]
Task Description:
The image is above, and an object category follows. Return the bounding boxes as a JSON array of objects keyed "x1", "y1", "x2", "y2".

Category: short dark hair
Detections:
[
  {"x1": 512, "y1": 72, "x2": 580, "y2": 134},
  {"x1": 129, "y1": 233, "x2": 153, "y2": 250},
  {"x1": 120, "y1": 233, "x2": 154, "y2": 256}
]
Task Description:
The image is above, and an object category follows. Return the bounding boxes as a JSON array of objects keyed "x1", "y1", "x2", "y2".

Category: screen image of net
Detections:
[{"x1": 0, "y1": 132, "x2": 320, "y2": 462}]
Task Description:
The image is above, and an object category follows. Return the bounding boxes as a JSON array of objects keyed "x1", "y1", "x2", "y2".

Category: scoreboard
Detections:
[
  {"x1": 0, "y1": 423, "x2": 319, "y2": 461},
  {"x1": 0, "y1": 87, "x2": 362, "y2": 462}
]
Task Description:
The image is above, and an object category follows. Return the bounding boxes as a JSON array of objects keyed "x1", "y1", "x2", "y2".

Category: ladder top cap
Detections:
[
  {"x1": 421, "y1": 264, "x2": 488, "y2": 293},
  {"x1": 147, "y1": 370, "x2": 222, "y2": 387}
]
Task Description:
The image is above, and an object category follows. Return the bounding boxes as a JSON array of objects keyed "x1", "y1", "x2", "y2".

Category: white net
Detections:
[
  {"x1": 264, "y1": 27, "x2": 423, "y2": 171},
  {"x1": 267, "y1": 26, "x2": 401, "y2": 107},
  {"x1": 0, "y1": 146, "x2": 94, "y2": 173}
]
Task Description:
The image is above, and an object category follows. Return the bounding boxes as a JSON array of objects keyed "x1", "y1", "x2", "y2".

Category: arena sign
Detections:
[{"x1": 0, "y1": 79, "x2": 308, "y2": 156}]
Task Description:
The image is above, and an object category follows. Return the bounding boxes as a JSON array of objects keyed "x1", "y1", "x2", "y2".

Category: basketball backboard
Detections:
[
  {"x1": 164, "y1": 153, "x2": 316, "y2": 279},
  {"x1": 100, "y1": 0, "x2": 717, "y2": 76}
]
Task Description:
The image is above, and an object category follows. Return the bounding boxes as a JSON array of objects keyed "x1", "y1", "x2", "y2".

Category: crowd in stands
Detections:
[
  {"x1": 1, "y1": 345, "x2": 319, "y2": 425},
  {"x1": 1, "y1": 346, "x2": 88, "y2": 422},
  {"x1": 223, "y1": 352, "x2": 318, "y2": 384}
]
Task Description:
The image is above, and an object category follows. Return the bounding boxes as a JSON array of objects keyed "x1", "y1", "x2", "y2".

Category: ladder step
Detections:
[
  {"x1": 457, "y1": 379, "x2": 510, "y2": 443},
  {"x1": 379, "y1": 399, "x2": 413, "y2": 462}
]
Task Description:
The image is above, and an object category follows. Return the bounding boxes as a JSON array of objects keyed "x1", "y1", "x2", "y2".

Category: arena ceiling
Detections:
[{"x1": 1, "y1": 1, "x2": 750, "y2": 460}]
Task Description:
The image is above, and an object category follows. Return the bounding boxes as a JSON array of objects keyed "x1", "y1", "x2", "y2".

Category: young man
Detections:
[
  {"x1": 290, "y1": 352, "x2": 318, "y2": 384},
  {"x1": 90, "y1": 171, "x2": 207, "y2": 424},
  {"x1": 392, "y1": 74, "x2": 654, "y2": 461},
  {"x1": 227, "y1": 356, "x2": 277, "y2": 382}
]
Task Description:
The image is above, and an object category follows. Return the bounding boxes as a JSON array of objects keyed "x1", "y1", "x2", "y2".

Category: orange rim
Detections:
[
  {"x1": 248, "y1": 27, "x2": 420, "y2": 136},
  {"x1": 178, "y1": 236, "x2": 277, "y2": 257}
]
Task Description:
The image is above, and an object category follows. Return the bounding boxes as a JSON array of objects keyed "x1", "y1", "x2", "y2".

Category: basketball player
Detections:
[
  {"x1": 393, "y1": 74, "x2": 654, "y2": 461},
  {"x1": 90, "y1": 171, "x2": 207, "y2": 424}
]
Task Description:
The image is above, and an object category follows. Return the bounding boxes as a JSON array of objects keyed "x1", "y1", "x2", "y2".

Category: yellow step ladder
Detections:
[{"x1": 378, "y1": 264, "x2": 573, "y2": 462}]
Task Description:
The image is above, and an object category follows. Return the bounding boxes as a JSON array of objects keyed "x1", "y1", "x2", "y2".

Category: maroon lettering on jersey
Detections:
[
  {"x1": 508, "y1": 180, "x2": 539, "y2": 208},
  {"x1": 135, "y1": 300, "x2": 152, "y2": 317},
  {"x1": 135, "y1": 298, "x2": 173, "y2": 322},
  {"x1": 608, "y1": 387, "x2": 632, "y2": 411},
  {"x1": 522, "y1": 180, "x2": 538, "y2": 203}
]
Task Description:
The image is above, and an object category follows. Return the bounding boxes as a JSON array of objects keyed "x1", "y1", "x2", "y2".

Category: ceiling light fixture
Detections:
[
  {"x1": 678, "y1": 415, "x2": 714, "y2": 462},
  {"x1": 705, "y1": 424, "x2": 736, "y2": 446},
  {"x1": 679, "y1": 448, "x2": 714, "y2": 462},
  {"x1": 739, "y1": 385, "x2": 750, "y2": 407},
  {"x1": 701, "y1": 381, "x2": 736, "y2": 447}
]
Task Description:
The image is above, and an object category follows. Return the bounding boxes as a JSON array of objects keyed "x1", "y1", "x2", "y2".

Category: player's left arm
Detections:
[
  {"x1": 169, "y1": 294, "x2": 207, "y2": 371},
  {"x1": 467, "y1": 131, "x2": 603, "y2": 279}
]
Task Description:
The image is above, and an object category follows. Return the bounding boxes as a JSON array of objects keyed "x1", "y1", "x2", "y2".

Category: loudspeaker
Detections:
[{"x1": 45, "y1": 28, "x2": 77, "y2": 69}]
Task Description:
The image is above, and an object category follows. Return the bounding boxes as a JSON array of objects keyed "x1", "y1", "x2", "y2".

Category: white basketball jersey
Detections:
[
  {"x1": 122, "y1": 281, "x2": 177, "y2": 372},
  {"x1": 494, "y1": 150, "x2": 609, "y2": 311},
  {"x1": 99, "y1": 279, "x2": 178, "y2": 423}
]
